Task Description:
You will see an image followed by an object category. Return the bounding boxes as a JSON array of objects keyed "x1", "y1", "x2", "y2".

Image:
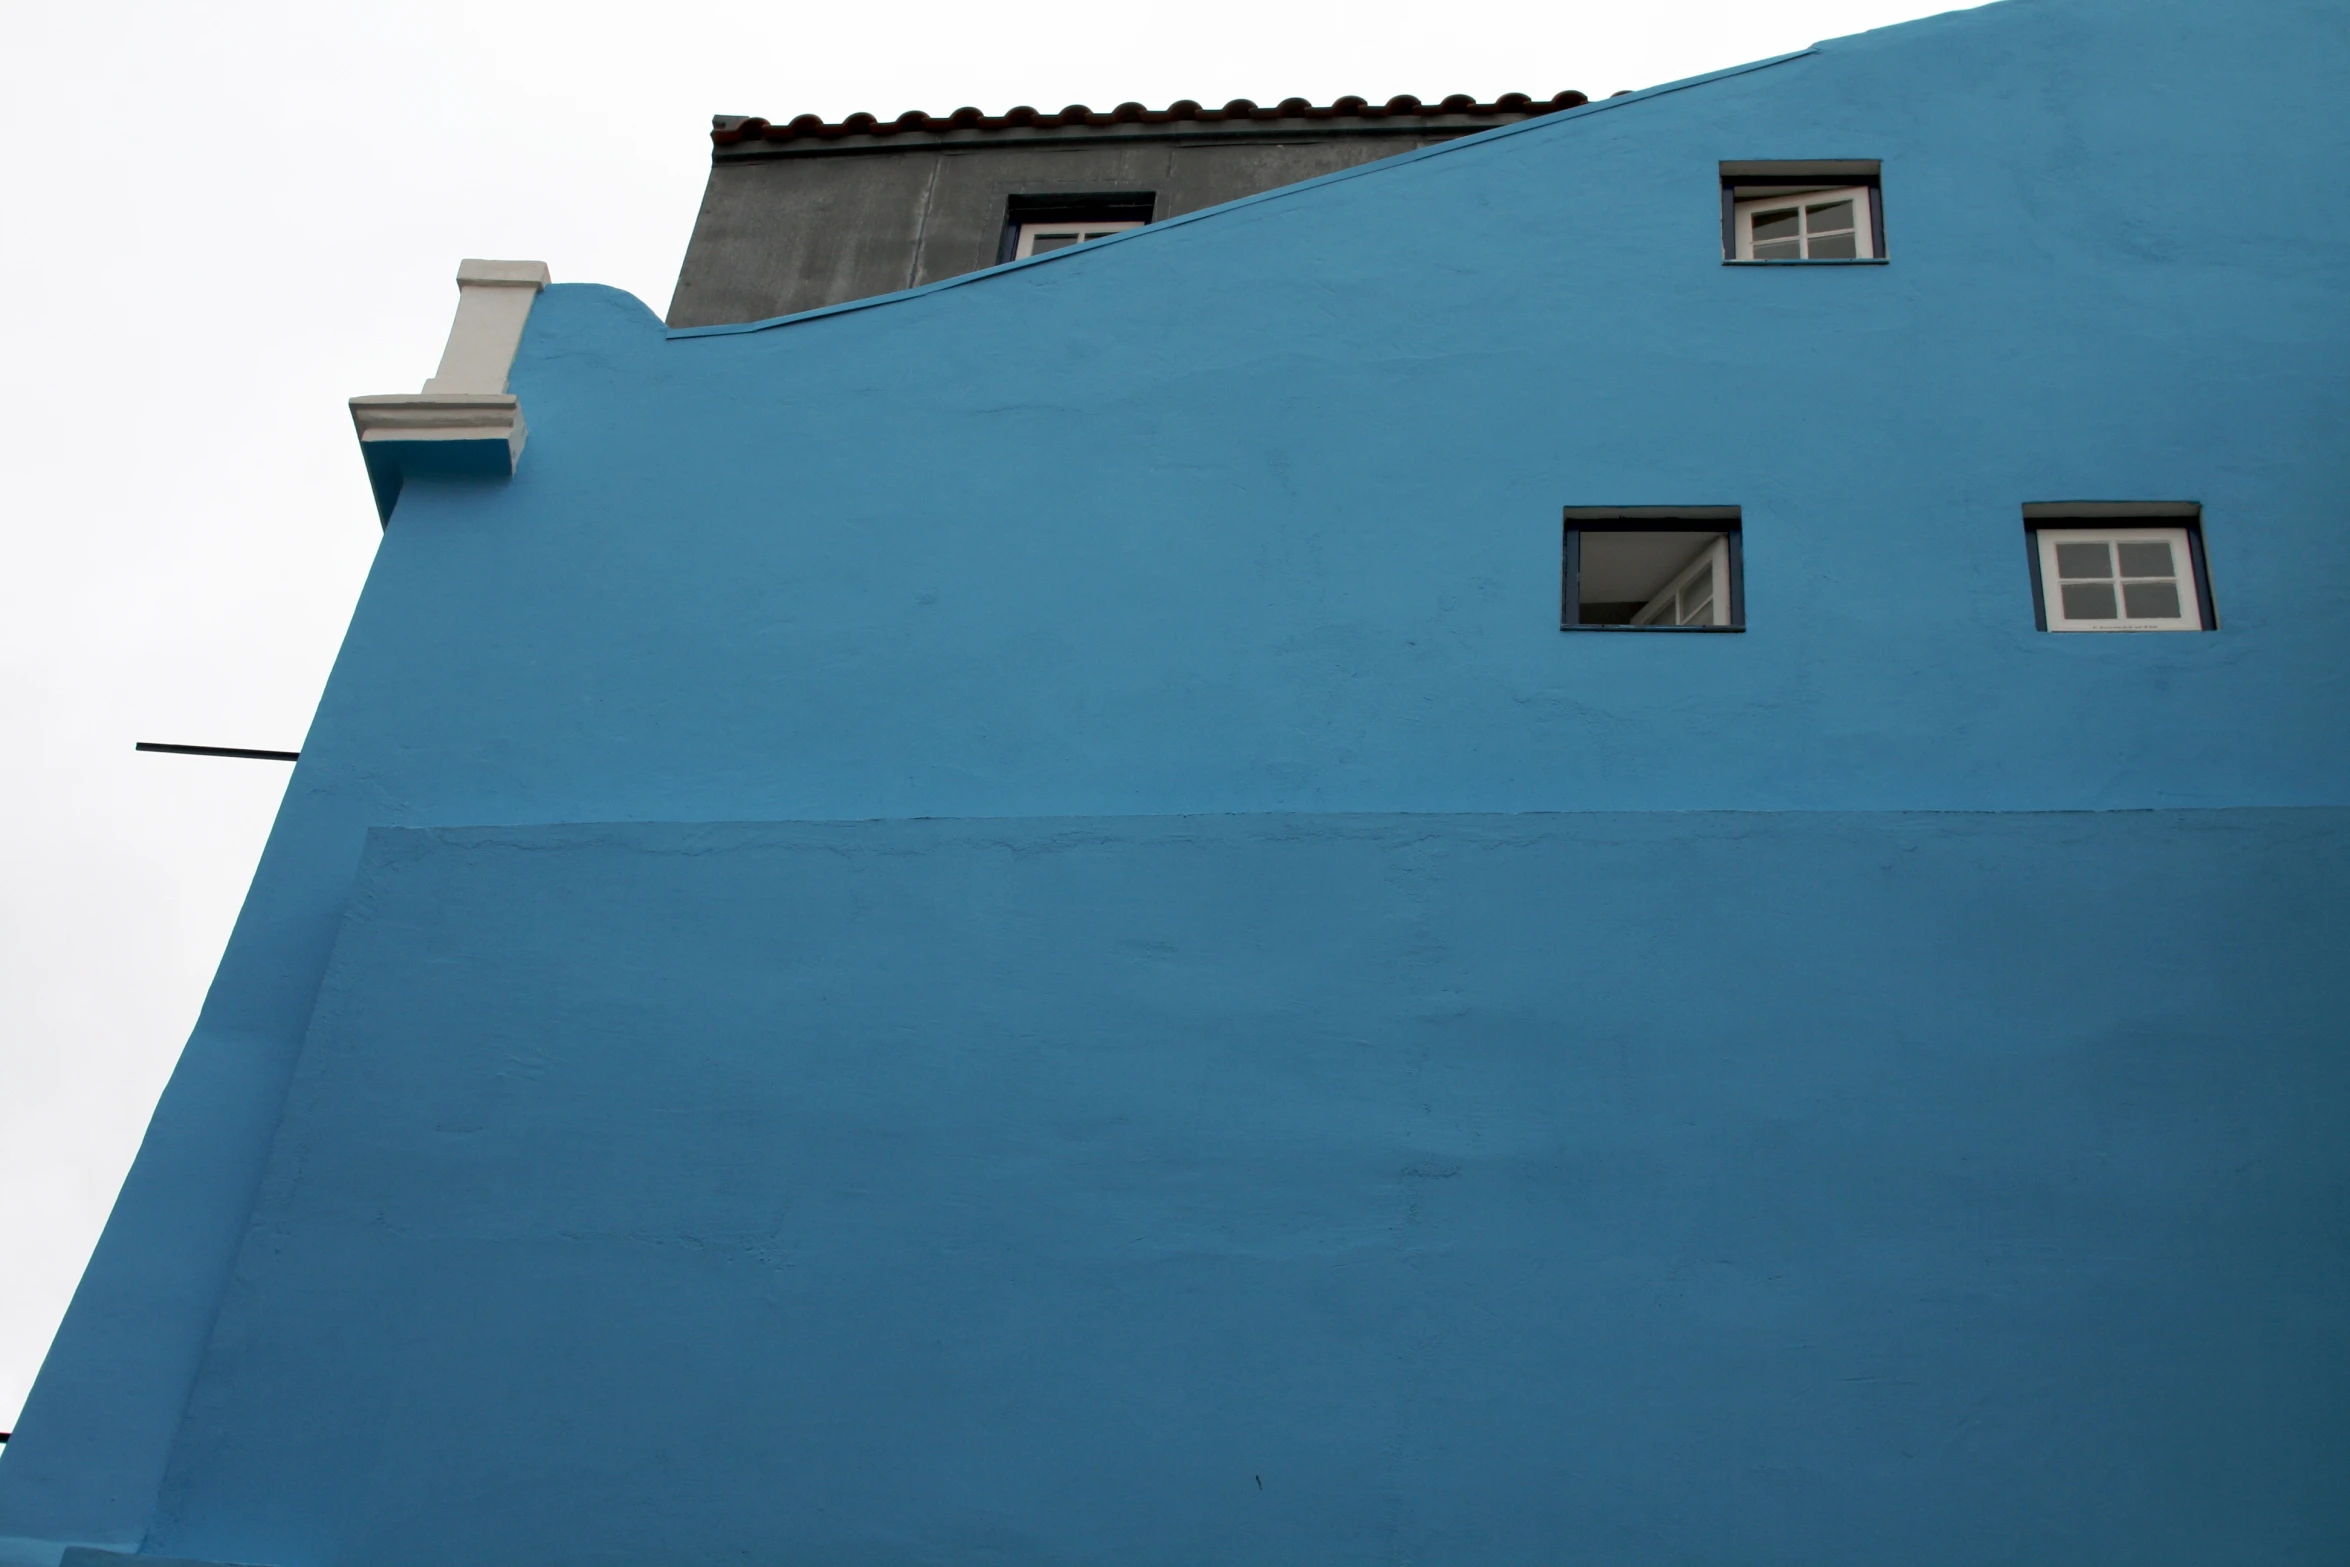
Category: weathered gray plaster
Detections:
[{"x1": 669, "y1": 129, "x2": 1472, "y2": 326}]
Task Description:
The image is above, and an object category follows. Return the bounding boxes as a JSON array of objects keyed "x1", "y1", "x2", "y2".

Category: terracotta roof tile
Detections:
[{"x1": 712, "y1": 92, "x2": 1589, "y2": 146}]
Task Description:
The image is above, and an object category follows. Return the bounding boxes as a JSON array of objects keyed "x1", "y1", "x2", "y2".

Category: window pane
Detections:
[
  {"x1": 2123, "y1": 581, "x2": 2183, "y2": 619},
  {"x1": 1806, "y1": 232, "x2": 1858, "y2": 259},
  {"x1": 2116, "y1": 541, "x2": 2175, "y2": 577},
  {"x1": 1680, "y1": 594, "x2": 1714, "y2": 626},
  {"x1": 1753, "y1": 240, "x2": 1801, "y2": 260},
  {"x1": 2055, "y1": 541, "x2": 2112, "y2": 579},
  {"x1": 2061, "y1": 582, "x2": 2119, "y2": 619},
  {"x1": 1030, "y1": 234, "x2": 1080, "y2": 252},
  {"x1": 1805, "y1": 200, "x2": 1855, "y2": 232},
  {"x1": 1752, "y1": 207, "x2": 1801, "y2": 242}
]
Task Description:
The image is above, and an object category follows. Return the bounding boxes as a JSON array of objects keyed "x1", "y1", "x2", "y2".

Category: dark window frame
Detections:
[
  {"x1": 1720, "y1": 160, "x2": 1886, "y2": 263},
  {"x1": 1561, "y1": 506, "x2": 1746, "y2": 632},
  {"x1": 2022, "y1": 502, "x2": 2216, "y2": 632},
  {"x1": 998, "y1": 191, "x2": 1158, "y2": 265}
]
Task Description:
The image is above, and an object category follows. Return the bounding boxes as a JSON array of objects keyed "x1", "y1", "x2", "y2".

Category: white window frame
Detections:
[
  {"x1": 2035, "y1": 526, "x2": 2205, "y2": 632},
  {"x1": 1012, "y1": 220, "x2": 1144, "y2": 259},
  {"x1": 1631, "y1": 537, "x2": 1734, "y2": 627},
  {"x1": 1732, "y1": 185, "x2": 1876, "y2": 261}
]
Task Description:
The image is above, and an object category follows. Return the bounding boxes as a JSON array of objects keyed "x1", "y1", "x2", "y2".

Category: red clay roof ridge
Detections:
[{"x1": 712, "y1": 92, "x2": 1590, "y2": 145}]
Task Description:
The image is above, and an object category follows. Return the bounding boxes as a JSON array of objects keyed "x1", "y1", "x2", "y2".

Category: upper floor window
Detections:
[
  {"x1": 1562, "y1": 508, "x2": 1744, "y2": 631},
  {"x1": 1721, "y1": 161, "x2": 1885, "y2": 262},
  {"x1": 1014, "y1": 220, "x2": 1144, "y2": 258},
  {"x1": 999, "y1": 192, "x2": 1156, "y2": 264},
  {"x1": 2025, "y1": 503, "x2": 2214, "y2": 632}
]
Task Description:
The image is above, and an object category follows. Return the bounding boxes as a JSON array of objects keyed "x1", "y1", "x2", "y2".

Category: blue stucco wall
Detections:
[
  {"x1": 4, "y1": 0, "x2": 2347, "y2": 1560},
  {"x1": 154, "y1": 813, "x2": 2350, "y2": 1565}
]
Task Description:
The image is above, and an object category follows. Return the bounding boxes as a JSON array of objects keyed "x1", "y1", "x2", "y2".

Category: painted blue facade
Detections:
[{"x1": 4, "y1": 1, "x2": 2346, "y2": 1562}]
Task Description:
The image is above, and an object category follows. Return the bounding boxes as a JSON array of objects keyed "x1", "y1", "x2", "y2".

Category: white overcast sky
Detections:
[{"x1": 0, "y1": 0, "x2": 1971, "y2": 1431}]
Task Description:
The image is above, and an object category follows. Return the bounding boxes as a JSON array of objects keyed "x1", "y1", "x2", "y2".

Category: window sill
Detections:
[
  {"x1": 1558, "y1": 624, "x2": 1746, "y2": 633},
  {"x1": 1722, "y1": 257, "x2": 1889, "y2": 266}
]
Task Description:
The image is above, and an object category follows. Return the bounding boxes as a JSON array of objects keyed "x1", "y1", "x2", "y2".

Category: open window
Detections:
[
  {"x1": 1721, "y1": 161, "x2": 1884, "y2": 261},
  {"x1": 1562, "y1": 508, "x2": 1744, "y2": 631},
  {"x1": 2025, "y1": 503, "x2": 2214, "y2": 632},
  {"x1": 999, "y1": 192, "x2": 1155, "y2": 264}
]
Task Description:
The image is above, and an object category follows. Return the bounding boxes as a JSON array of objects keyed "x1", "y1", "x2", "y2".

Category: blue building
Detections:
[{"x1": 5, "y1": 0, "x2": 2347, "y2": 1561}]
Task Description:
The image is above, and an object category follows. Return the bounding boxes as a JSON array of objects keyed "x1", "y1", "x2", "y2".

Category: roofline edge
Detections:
[{"x1": 665, "y1": 51, "x2": 1817, "y2": 344}]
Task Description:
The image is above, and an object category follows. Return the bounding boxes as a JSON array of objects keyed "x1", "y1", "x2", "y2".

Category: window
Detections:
[
  {"x1": 1721, "y1": 161, "x2": 1885, "y2": 262},
  {"x1": 1012, "y1": 220, "x2": 1144, "y2": 258},
  {"x1": 1562, "y1": 508, "x2": 1743, "y2": 631},
  {"x1": 998, "y1": 192, "x2": 1155, "y2": 264},
  {"x1": 2025, "y1": 504, "x2": 2213, "y2": 632},
  {"x1": 1737, "y1": 190, "x2": 1869, "y2": 260}
]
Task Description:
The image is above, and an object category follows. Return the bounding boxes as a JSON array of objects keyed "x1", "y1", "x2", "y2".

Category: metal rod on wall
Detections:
[{"x1": 135, "y1": 743, "x2": 300, "y2": 762}]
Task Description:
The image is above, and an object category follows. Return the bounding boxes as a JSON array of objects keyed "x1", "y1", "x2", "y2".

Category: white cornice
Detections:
[{"x1": 352, "y1": 260, "x2": 549, "y2": 523}]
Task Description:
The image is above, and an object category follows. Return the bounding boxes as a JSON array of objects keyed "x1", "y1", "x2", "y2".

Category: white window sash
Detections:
[
  {"x1": 2036, "y1": 526, "x2": 2203, "y2": 631},
  {"x1": 1013, "y1": 220, "x2": 1145, "y2": 259},
  {"x1": 1631, "y1": 536, "x2": 1733, "y2": 627},
  {"x1": 1732, "y1": 185, "x2": 1875, "y2": 260}
]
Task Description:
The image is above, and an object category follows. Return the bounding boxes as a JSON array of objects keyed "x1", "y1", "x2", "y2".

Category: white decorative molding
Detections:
[
  {"x1": 424, "y1": 259, "x2": 551, "y2": 394},
  {"x1": 350, "y1": 259, "x2": 550, "y2": 523},
  {"x1": 350, "y1": 391, "x2": 528, "y2": 453}
]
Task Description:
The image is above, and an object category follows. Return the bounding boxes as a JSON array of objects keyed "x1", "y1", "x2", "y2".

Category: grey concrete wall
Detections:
[
  {"x1": 670, "y1": 154, "x2": 943, "y2": 328},
  {"x1": 667, "y1": 135, "x2": 1456, "y2": 327}
]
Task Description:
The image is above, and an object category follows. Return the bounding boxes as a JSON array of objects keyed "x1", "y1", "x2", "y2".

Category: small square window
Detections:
[
  {"x1": 1562, "y1": 508, "x2": 1744, "y2": 631},
  {"x1": 2024, "y1": 504, "x2": 2213, "y2": 632},
  {"x1": 998, "y1": 192, "x2": 1154, "y2": 264},
  {"x1": 1720, "y1": 161, "x2": 1885, "y2": 261}
]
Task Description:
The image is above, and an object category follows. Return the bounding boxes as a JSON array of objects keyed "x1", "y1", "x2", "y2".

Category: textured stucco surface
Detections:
[
  {"x1": 158, "y1": 812, "x2": 2350, "y2": 1565},
  {"x1": 4, "y1": 0, "x2": 2347, "y2": 1560}
]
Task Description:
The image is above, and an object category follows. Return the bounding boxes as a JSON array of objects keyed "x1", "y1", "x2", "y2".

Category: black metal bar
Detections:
[{"x1": 135, "y1": 743, "x2": 300, "y2": 762}]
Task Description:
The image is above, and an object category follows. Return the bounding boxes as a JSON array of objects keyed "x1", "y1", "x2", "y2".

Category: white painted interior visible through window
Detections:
[
  {"x1": 1632, "y1": 536, "x2": 1733, "y2": 626},
  {"x1": 1574, "y1": 529, "x2": 1736, "y2": 627}
]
